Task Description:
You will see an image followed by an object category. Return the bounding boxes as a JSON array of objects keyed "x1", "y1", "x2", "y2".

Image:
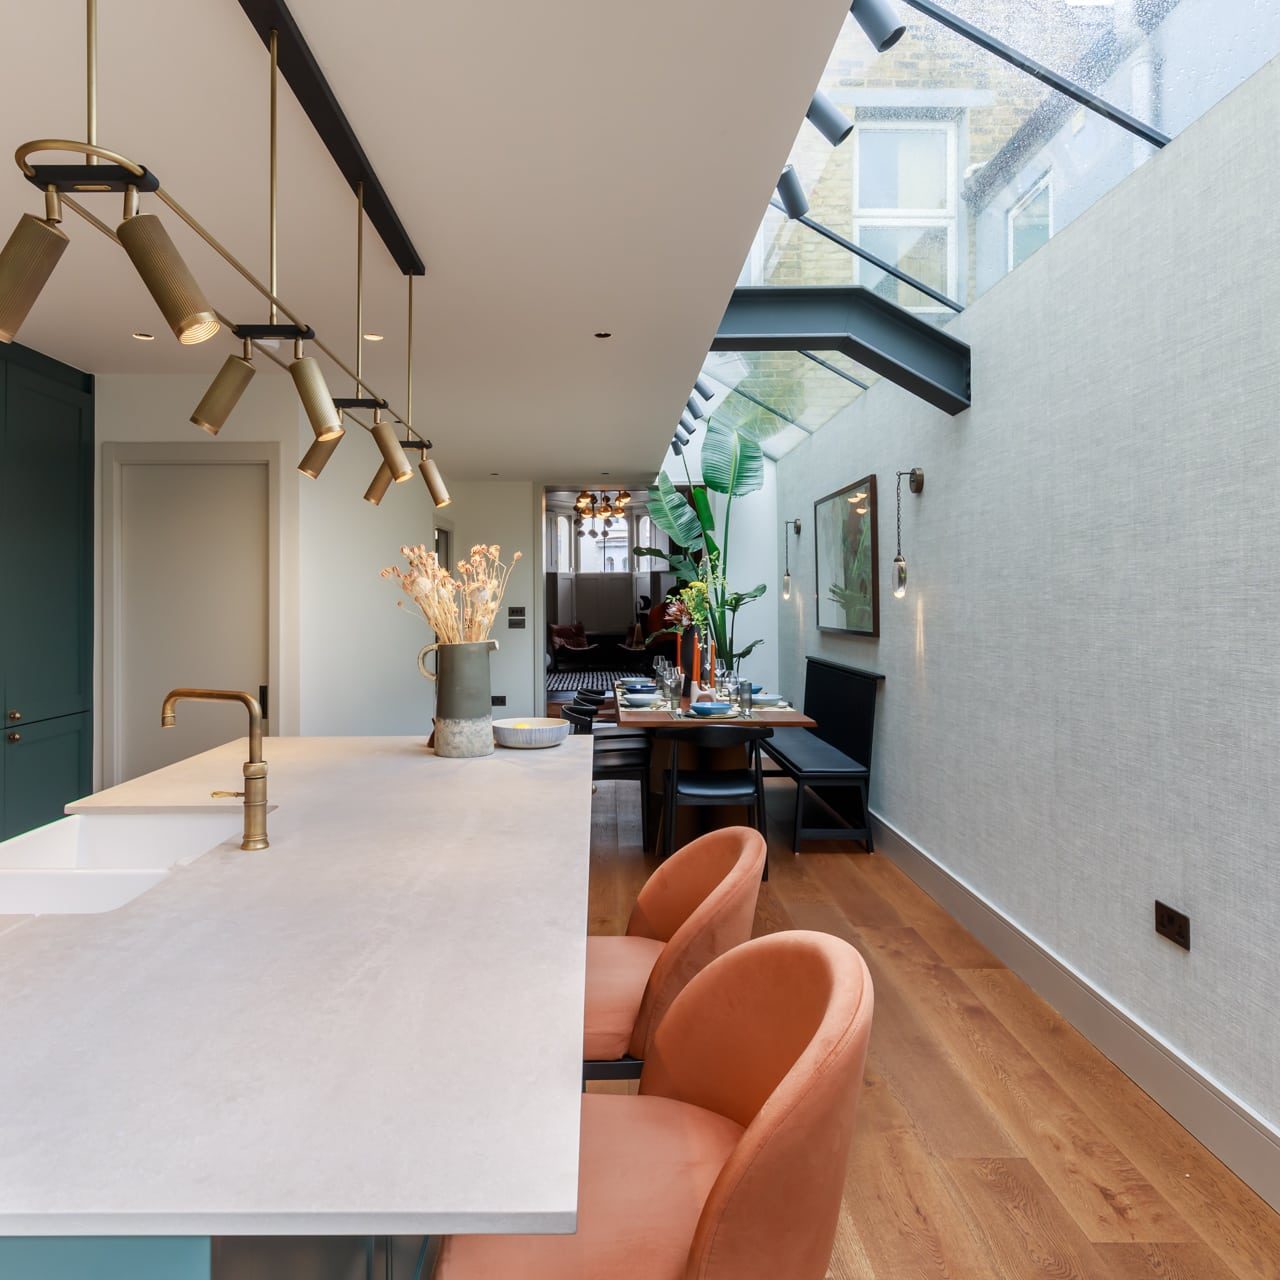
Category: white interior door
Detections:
[{"x1": 115, "y1": 460, "x2": 269, "y2": 782}]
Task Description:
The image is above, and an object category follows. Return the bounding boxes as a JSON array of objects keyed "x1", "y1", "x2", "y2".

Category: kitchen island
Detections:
[{"x1": 0, "y1": 736, "x2": 594, "y2": 1278}]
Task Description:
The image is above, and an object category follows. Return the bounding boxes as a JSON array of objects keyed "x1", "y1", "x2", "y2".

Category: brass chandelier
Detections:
[
  {"x1": 0, "y1": 0, "x2": 448, "y2": 508},
  {"x1": 573, "y1": 488, "x2": 631, "y2": 538}
]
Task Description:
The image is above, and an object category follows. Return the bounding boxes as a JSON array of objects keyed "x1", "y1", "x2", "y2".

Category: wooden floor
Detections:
[{"x1": 585, "y1": 780, "x2": 1280, "y2": 1280}]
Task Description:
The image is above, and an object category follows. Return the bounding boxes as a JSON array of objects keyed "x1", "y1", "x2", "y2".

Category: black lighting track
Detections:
[{"x1": 236, "y1": 0, "x2": 425, "y2": 277}]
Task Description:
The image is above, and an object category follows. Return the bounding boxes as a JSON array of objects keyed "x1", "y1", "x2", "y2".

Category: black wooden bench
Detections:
[{"x1": 762, "y1": 658, "x2": 884, "y2": 852}]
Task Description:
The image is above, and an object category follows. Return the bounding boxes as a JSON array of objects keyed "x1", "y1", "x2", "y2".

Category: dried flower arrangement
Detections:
[{"x1": 381, "y1": 542, "x2": 522, "y2": 644}]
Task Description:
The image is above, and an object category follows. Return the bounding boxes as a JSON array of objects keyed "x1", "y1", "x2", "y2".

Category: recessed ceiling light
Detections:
[
  {"x1": 132, "y1": 331, "x2": 155, "y2": 341},
  {"x1": 594, "y1": 331, "x2": 612, "y2": 339},
  {"x1": 363, "y1": 333, "x2": 384, "y2": 341},
  {"x1": 490, "y1": 472, "x2": 499, "y2": 476}
]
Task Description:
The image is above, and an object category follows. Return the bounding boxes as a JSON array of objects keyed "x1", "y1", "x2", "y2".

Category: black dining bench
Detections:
[{"x1": 762, "y1": 658, "x2": 884, "y2": 852}]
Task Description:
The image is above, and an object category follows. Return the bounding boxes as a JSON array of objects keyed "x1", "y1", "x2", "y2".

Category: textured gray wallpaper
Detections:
[{"x1": 776, "y1": 56, "x2": 1280, "y2": 1130}]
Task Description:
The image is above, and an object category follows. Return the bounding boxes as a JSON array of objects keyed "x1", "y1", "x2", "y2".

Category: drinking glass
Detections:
[{"x1": 664, "y1": 669, "x2": 683, "y2": 708}]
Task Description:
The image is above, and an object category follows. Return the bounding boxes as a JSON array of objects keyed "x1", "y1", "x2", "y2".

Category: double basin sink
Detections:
[{"x1": 0, "y1": 809, "x2": 243, "y2": 915}]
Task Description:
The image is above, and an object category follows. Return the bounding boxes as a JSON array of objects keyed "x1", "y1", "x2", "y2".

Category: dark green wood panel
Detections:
[
  {"x1": 0, "y1": 362, "x2": 93, "y2": 724},
  {"x1": 1, "y1": 711, "x2": 91, "y2": 839}
]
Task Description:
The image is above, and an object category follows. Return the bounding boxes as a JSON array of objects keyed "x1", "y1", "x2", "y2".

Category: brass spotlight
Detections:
[
  {"x1": 116, "y1": 205, "x2": 219, "y2": 345},
  {"x1": 298, "y1": 432, "x2": 342, "y2": 479},
  {"x1": 289, "y1": 339, "x2": 343, "y2": 441},
  {"x1": 420, "y1": 454, "x2": 451, "y2": 508},
  {"x1": 371, "y1": 411, "x2": 413, "y2": 483},
  {"x1": 364, "y1": 460, "x2": 393, "y2": 506},
  {"x1": 190, "y1": 339, "x2": 255, "y2": 436},
  {"x1": 0, "y1": 199, "x2": 70, "y2": 343}
]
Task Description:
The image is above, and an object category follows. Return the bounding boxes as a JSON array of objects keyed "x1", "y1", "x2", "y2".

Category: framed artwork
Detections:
[{"x1": 814, "y1": 474, "x2": 879, "y2": 637}]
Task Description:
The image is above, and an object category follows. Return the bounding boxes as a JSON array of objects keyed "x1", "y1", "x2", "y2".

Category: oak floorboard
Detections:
[
  {"x1": 961, "y1": 967, "x2": 1280, "y2": 1279},
  {"x1": 946, "y1": 1157, "x2": 1108, "y2": 1279},
  {"x1": 844, "y1": 1118, "x2": 1007, "y2": 1277},
  {"x1": 855, "y1": 928, "x2": 1194, "y2": 1245},
  {"x1": 1093, "y1": 1243, "x2": 1246, "y2": 1280},
  {"x1": 583, "y1": 789, "x2": 1280, "y2": 1278}
]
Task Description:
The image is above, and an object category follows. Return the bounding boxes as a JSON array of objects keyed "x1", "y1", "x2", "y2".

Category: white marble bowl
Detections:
[
  {"x1": 492, "y1": 717, "x2": 572, "y2": 749},
  {"x1": 621, "y1": 691, "x2": 662, "y2": 707}
]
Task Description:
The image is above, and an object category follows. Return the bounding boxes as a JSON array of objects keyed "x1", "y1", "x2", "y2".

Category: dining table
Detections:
[{"x1": 609, "y1": 685, "x2": 815, "y2": 850}]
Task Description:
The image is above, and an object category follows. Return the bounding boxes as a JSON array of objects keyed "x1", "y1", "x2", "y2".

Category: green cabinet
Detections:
[{"x1": 0, "y1": 344, "x2": 94, "y2": 837}]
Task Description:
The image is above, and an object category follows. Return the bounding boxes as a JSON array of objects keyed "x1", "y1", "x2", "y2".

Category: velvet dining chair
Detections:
[
  {"x1": 435, "y1": 929, "x2": 875, "y2": 1280},
  {"x1": 582, "y1": 825, "x2": 766, "y2": 1081}
]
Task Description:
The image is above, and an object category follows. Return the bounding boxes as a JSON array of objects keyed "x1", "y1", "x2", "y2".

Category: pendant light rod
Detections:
[
  {"x1": 85, "y1": 0, "x2": 97, "y2": 165},
  {"x1": 355, "y1": 180, "x2": 364, "y2": 390},
  {"x1": 406, "y1": 273, "x2": 413, "y2": 427},
  {"x1": 57, "y1": 178, "x2": 420, "y2": 441},
  {"x1": 268, "y1": 27, "x2": 278, "y2": 322}
]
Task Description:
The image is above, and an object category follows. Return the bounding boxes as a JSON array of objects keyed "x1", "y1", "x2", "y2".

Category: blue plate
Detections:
[
  {"x1": 750, "y1": 683, "x2": 764, "y2": 694},
  {"x1": 620, "y1": 681, "x2": 657, "y2": 692},
  {"x1": 690, "y1": 701, "x2": 733, "y2": 716}
]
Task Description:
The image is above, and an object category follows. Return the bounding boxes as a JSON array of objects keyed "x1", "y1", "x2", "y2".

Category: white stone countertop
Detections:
[{"x1": 0, "y1": 736, "x2": 594, "y2": 1237}]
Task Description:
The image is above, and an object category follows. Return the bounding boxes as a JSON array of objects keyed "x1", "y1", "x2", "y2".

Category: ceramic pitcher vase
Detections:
[{"x1": 418, "y1": 639, "x2": 499, "y2": 758}]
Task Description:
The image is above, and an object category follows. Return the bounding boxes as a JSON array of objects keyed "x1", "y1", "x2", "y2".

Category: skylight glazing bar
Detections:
[
  {"x1": 901, "y1": 0, "x2": 1171, "y2": 149},
  {"x1": 770, "y1": 199, "x2": 963, "y2": 313},
  {"x1": 733, "y1": 386, "x2": 814, "y2": 434},
  {"x1": 800, "y1": 350, "x2": 871, "y2": 390}
]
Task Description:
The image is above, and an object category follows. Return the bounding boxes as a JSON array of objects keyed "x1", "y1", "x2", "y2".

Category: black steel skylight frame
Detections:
[{"x1": 902, "y1": 0, "x2": 1171, "y2": 150}]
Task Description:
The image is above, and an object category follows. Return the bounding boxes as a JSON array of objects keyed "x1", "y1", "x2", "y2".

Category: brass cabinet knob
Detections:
[
  {"x1": 6, "y1": 732, "x2": 20, "y2": 743},
  {"x1": 6, "y1": 711, "x2": 19, "y2": 722}
]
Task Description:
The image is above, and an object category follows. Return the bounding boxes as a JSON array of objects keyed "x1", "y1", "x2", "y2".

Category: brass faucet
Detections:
[{"x1": 160, "y1": 688, "x2": 268, "y2": 851}]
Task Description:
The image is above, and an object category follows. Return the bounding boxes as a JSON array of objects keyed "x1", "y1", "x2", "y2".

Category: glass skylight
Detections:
[{"x1": 727, "y1": 0, "x2": 1279, "y2": 458}]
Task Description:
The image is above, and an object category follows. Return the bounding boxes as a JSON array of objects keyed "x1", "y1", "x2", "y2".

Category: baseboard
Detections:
[{"x1": 869, "y1": 812, "x2": 1280, "y2": 1214}]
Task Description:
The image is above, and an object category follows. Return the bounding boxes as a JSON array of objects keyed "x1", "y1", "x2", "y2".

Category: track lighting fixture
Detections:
[
  {"x1": 364, "y1": 461, "x2": 393, "y2": 506},
  {"x1": 806, "y1": 90, "x2": 853, "y2": 147},
  {"x1": 190, "y1": 339, "x2": 255, "y2": 436},
  {"x1": 693, "y1": 375, "x2": 715, "y2": 401},
  {"x1": 671, "y1": 438, "x2": 684, "y2": 457},
  {"x1": 675, "y1": 427, "x2": 690, "y2": 446},
  {"x1": 290, "y1": 337, "x2": 344, "y2": 441},
  {"x1": 0, "y1": 195, "x2": 69, "y2": 344},
  {"x1": 781, "y1": 517, "x2": 801, "y2": 601},
  {"x1": 371, "y1": 410, "x2": 413, "y2": 483},
  {"x1": 420, "y1": 454, "x2": 451, "y2": 508},
  {"x1": 776, "y1": 165, "x2": 810, "y2": 220},
  {"x1": 686, "y1": 391, "x2": 708, "y2": 419},
  {"x1": 851, "y1": 0, "x2": 906, "y2": 53},
  {"x1": 679, "y1": 409, "x2": 699, "y2": 434},
  {"x1": 297, "y1": 432, "x2": 342, "y2": 479},
  {"x1": 117, "y1": 196, "x2": 219, "y2": 345}
]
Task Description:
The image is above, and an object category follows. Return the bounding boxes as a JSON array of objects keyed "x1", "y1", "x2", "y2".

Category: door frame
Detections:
[{"x1": 99, "y1": 442, "x2": 284, "y2": 788}]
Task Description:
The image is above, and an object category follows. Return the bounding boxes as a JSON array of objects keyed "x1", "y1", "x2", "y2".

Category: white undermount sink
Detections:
[{"x1": 0, "y1": 811, "x2": 242, "y2": 915}]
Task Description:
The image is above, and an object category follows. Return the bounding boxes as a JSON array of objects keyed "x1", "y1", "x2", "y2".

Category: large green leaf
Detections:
[
  {"x1": 646, "y1": 473, "x2": 704, "y2": 551},
  {"x1": 700, "y1": 420, "x2": 764, "y2": 498},
  {"x1": 632, "y1": 546, "x2": 699, "y2": 581},
  {"x1": 726, "y1": 583, "x2": 767, "y2": 612}
]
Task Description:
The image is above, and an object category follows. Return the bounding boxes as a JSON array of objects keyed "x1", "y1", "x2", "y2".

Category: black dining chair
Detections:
[
  {"x1": 572, "y1": 689, "x2": 648, "y2": 746},
  {"x1": 563, "y1": 703, "x2": 652, "y2": 850},
  {"x1": 653, "y1": 725, "x2": 773, "y2": 871}
]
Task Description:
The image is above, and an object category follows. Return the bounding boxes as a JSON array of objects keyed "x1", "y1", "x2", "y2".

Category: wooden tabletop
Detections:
[{"x1": 612, "y1": 688, "x2": 816, "y2": 729}]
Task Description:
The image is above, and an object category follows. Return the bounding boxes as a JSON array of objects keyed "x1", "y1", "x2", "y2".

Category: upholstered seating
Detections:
[
  {"x1": 583, "y1": 826, "x2": 766, "y2": 1076},
  {"x1": 437, "y1": 930, "x2": 875, "y2": 1280},
  {"x1": 582, "y1": 935, "x2": 664, "y2": 1060}
]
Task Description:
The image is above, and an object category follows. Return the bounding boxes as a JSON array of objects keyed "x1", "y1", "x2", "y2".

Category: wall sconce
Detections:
[
  {"x1": 781, "y1": 517, "x2": 801, "y2": 600},
  {"x1": 893, "y1": 468, "x2": 924, "y2": 598}
]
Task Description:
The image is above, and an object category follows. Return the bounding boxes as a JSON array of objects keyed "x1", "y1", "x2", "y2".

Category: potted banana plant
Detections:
[{"x1": 634, "y1": 420, "x2": 767, "y2": 673}]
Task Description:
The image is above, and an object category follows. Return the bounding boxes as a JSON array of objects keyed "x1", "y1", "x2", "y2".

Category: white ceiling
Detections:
[{"x1": 1, "y1": 0, "x2": 851, "y2": 479}]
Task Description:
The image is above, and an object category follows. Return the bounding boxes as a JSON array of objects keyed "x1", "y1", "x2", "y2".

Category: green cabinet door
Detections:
[
  {"x1": 1, "y1": 711, "x2": 92, "y2": 838},
  {"x1": 0, "y1": 361, "x2": 94, "y2": 725}
]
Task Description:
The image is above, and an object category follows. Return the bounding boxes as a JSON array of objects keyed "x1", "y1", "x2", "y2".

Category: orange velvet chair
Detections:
[
  {"x1": 582, "y1": 826, "x2": 767, "y2": 1080},
  {"x1": 436, "y1": 930, "x2": 875, "y2": 1280}
]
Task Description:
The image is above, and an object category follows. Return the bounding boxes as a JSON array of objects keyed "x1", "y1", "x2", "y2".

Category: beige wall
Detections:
[
  {"x1": 777, "y1": 58, "x2": 1280, "y2": 1142},
  {"x1": 94, "y1": 373, "x2": 437, "y2": 753}
]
